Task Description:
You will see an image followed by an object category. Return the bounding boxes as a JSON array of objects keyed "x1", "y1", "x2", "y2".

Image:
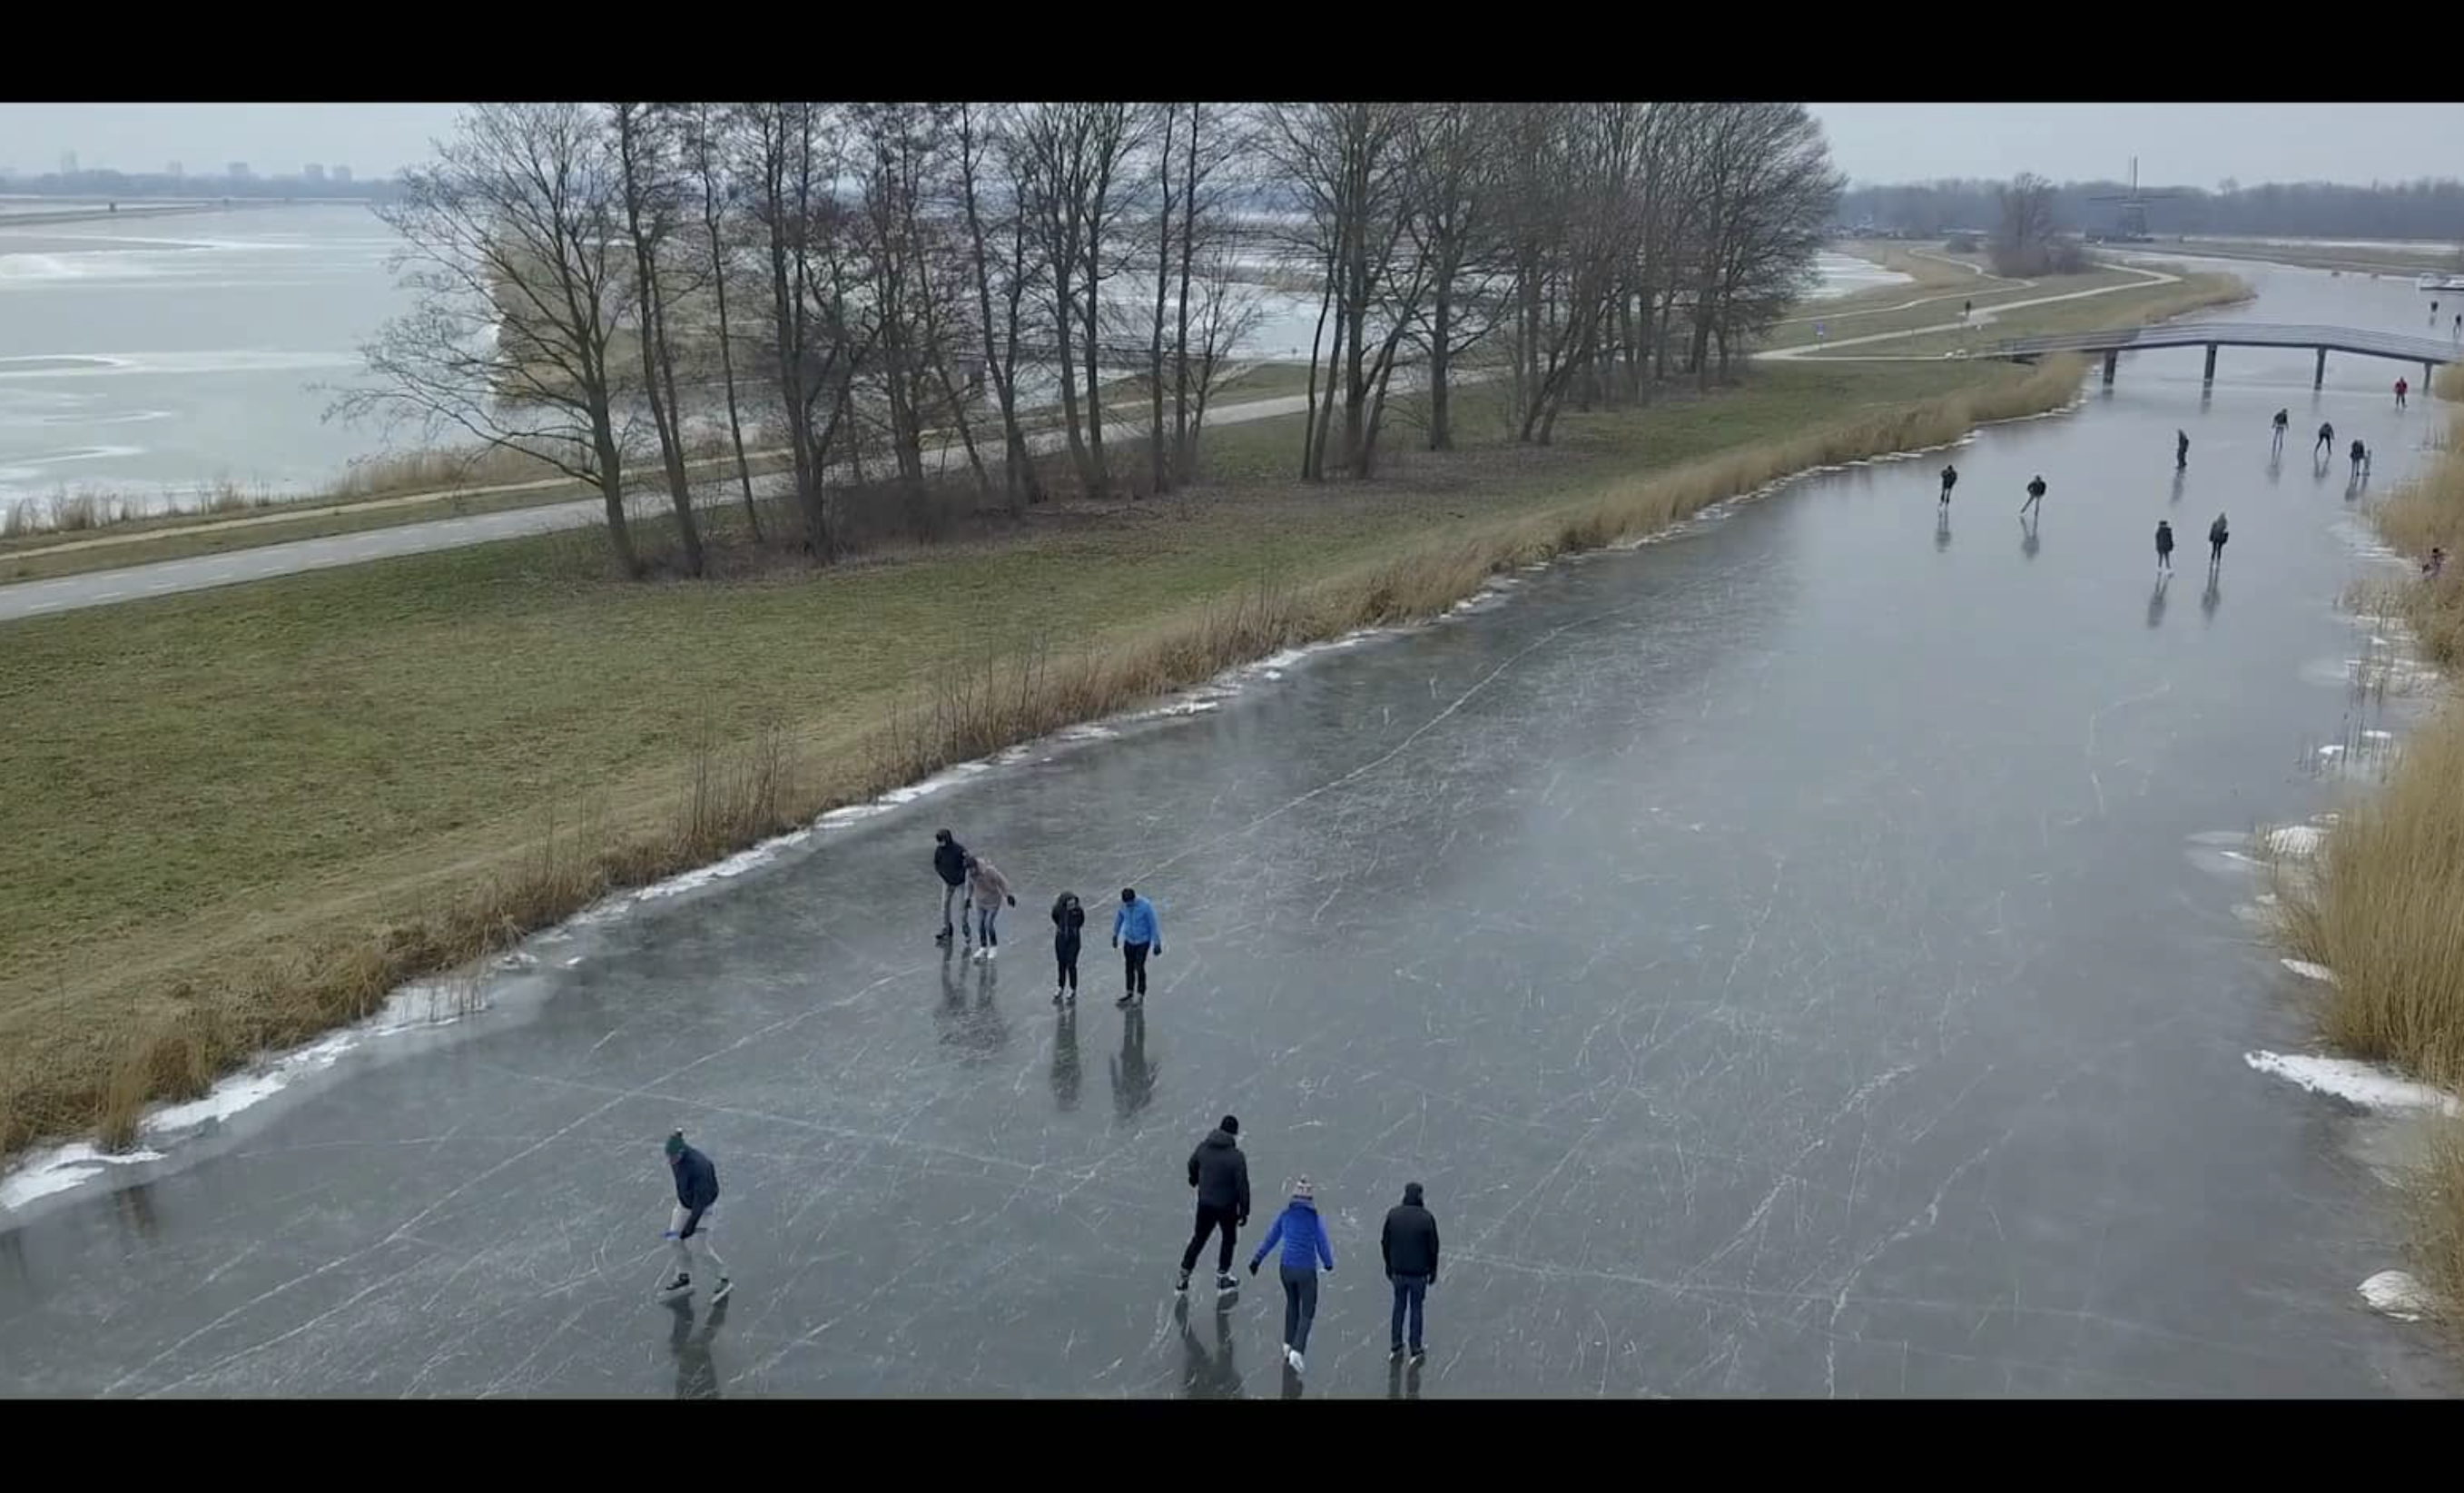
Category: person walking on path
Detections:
[
  {"x1": 1050, "y1": 890, "x2": 1086, "y2": 1004},
  {"x1": 1112, "y1": 886, "x2": 1162, "y2": 1007},
  {"x1": 1381, "y1": 1182, "x2": 1441, "y2": 1363},
  {"x1": 1250, "y1": 1178, "x2": 1335, "y2": 1376},
  {"x1": 1178, "y1": 1115, "x2": 1251, "y2": 1295},
  {"x1": 2154, "y1": 519, "x2": 2175, "y2": 577},
  {"x1": 2207, "y1": 512, "x2": 2230, "y2": 574},
  {"x1": 932, "y1": 829, "x2": 971, "y2": 947},
  {"x1": 965, "y1": 854, "x2": 1015, "y2": 963},
  {"x1": 2019, "y1": 474, "x2": 2046, "y2": 517},
  {"x1": 1938, "y1": 462, "x2": 1957, "y2": 506},
  {"x1": 2395, "y1": 376, "x2": 2409, "y2": 410},
  {"x1": 658, "y1": 1131, "x2": 733, "y2": 1305},
  {"x1": 2316, "y1": 420, "x2": 2336, "y2": 457},
  {"x1": 2174, "y1": 429, "x2": 2190, "y2": 470},
  {"x1": 2272, "y1": 408, "x2": 2289, "y2": 454}
]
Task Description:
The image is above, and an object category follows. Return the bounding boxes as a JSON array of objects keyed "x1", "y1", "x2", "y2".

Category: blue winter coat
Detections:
[
  {"x1": 1113, "y1": 895, "x2": 1161, "y2": 947},
  {"x1": 1251, "y1": 1198, "x2": 1335, "y2": 1273}
]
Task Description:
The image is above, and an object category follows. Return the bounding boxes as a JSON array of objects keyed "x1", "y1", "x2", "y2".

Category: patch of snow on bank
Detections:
[
  {"x1": 2280, "y1": 958, "x2": 2339, "y2": 984},
  {"x1": 2244, "y1": 1051, "x2": 2463, "y2": 1117},
  {"x1": 0, "y1": 1142, "x2": 163, "y2": 1211},
  {"x1": 2360, "y1": 1271, "x2": 2434, "y2": 1322},
  {"x1": 2263, "y1": 825, "x2": 2326, "y2": 856}
]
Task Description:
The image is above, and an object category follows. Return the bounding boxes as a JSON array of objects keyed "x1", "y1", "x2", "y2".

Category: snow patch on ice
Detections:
[
  {"x1": 2244, "y1": 1051, "x2": 2463, "y2": 1117},
  {"x1": 0, "y1": 1142, "x2": 163, "y2": 1211},
  {"x1": 2262, "y1": 825, "x2": 2326, "y2": 856},
  {"x1": 2315, "y1": 744, "x2": 2344, "y2": 759},
  {"x1": 2363, "y1": 729, "x2": 2394, "y2": 742},
  {"x1": 2280, "y1": 958, "x2": 2339, "y2": 985},
  {"x1": 2360, "y1": 1271, "x2": 2434, "y2": 1322}
]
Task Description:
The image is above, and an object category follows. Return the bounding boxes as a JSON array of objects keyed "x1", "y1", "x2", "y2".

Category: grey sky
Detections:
[
  {"x1": 1810, "y1": 103, "x2": 2464, "y2": 189},
  {"x1": 0, "y1": 103, "x2": 463, "y2": 177},
  {"x1": 5, "y1": 103, "x2": 2458, "y2": 189}
]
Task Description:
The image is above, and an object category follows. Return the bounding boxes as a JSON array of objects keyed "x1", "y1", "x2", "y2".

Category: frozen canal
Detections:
[{"x1": 2, "y1": 260, "x2": 2459, "y2": 1398}]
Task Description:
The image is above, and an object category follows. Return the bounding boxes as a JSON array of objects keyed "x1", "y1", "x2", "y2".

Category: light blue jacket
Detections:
[{"x1": 1113, "y1": 895, "x2": 1160, "y2": 947}]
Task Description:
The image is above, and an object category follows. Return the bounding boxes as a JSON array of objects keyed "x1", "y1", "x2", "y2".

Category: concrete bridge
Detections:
[{"x1": 1989, "y1": 321, "x2": 2455, "y2": 391}]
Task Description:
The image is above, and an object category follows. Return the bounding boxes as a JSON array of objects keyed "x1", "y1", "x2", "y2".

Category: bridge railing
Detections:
[{"x1": 1993, "y1": 321, "x2": 2456, "y2": 361}]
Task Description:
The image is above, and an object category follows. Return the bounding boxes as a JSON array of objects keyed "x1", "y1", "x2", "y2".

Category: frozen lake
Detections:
[{"x1": 0, "y1": 260, "x2": 2458, "y2": 1398}]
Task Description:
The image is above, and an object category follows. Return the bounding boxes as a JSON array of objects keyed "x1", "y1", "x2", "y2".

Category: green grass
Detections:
[
  {"x1": 1806, "y1": 271, "x2": 2251, "y2": 359},
  {"x1": 1766, "y1": 268, "x2": 2142, "y2": 349},
  {"x1": 0, "y1": 356, "x2": 2060, "y2": 1156}
]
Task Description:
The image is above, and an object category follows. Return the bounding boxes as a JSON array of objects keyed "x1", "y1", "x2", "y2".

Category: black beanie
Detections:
[
  {"x1": 1404, "y1": 1182, "x2": 1424, "y2": 1205},
  {"x1": 1220, "y1": 1114, "x2": 1239, "y2": 1136}
]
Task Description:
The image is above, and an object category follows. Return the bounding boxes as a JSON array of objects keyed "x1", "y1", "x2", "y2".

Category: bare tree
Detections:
[
  {"x1": 1992, "y1": 170, "x2": 2079, "y2": 277},
  {"x1": 1399, "y1": 102, "x2": 1504, "y2": 450},
  {"x1": 1016, "y1": 102, "x2": 1149, "y2": 499},
  {"x1": 683, "y1": 102, "x2": 764, "y2": 541},
  {"x1": 340, "y1": 102, "x2": 646, "y2": 577},
  {"x1": 612, "y1": 101, "x2": 705, "y2": 575},
  {"x1": 954, "y1": 103, "x2": 1041, "y2": 515}
]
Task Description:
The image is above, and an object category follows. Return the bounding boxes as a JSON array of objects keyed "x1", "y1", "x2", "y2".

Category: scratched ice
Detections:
[{"x1": 1, "y1": 259, "x2": 2457, "y2": 1399}]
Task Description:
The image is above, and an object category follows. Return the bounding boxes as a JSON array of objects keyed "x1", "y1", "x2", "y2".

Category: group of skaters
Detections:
[
  {"x1": 1177, "y1": 1114, "x2": 1443, "y2": 1378},
  {"x1": 932, "y1": 827, "x2": 1160, "y2": 1006},
  {"x1": 2269, "y1": 408, "x2": 2374, "y2": 477}
]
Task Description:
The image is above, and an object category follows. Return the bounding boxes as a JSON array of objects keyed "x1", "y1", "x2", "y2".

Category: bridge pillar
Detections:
[
  {"x1": 2430, "y1": 361, "x2": 2439, "y2": 399},
  {"x1": 2103, "y1": 349, "x2": 2118, "y2": 385},
  {"x1": 2314, "y1": 347, "x2": 2328, "y2": 391},
  {"x1": 2203, "y1": 344, "x2": 2218, "y2": 386}
]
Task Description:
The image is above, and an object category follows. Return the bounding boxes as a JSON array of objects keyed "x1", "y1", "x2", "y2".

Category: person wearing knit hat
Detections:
[
  {"x1": 1248, "y1": 1174, "x2": 1335, "y2": 1375},
  {"x1": 1380, "y1": 1182, "x2": 1440, "y2": 1362},
  {"x1": 1178, "y1": 1114, "x2": 1251, "y2": 1295},
  {"x1": 657, "y1": 1130, "x2": 732, "y2": 1304}
]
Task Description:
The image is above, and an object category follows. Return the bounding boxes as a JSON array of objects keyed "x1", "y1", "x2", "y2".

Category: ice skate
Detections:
[
  {"x1": 1286, "y1": 1347, "x2": 1306, "y2": 1374},
  {"x1": 1410, "y1": 1345, "x2": 1427, "y2": 1363},
  {"x1": 655, "y1": 1273, "x2": 692, "y2": 1303},
  {"x1": 1175, "y1": 1269, "x2": 1191, "y2": 1294},
  {"x1": 1215, "y1": 1272, "x2": 1238, "y2": 1293},
  {"x1": 1053, "y1": 987, "x2": 1067, "y2": 1005},
  {"x1": 983, "y1": 945, "x2": 997, "y2": 963},
  {"x1": 710, "y1": 1276, "x2": 733, "y2": 1304}
]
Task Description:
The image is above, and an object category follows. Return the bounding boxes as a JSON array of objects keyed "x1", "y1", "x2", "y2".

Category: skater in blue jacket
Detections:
[
  {"x1": 1112, "y1": 886, "x2": 1162, "y2": 1007},
  {"x1": 659, "y1": 1130, "x2": 732, "y2": 1304},
  {"x1": 1249, "y1": 1177, "x2": 1335, "y2": 1375}
]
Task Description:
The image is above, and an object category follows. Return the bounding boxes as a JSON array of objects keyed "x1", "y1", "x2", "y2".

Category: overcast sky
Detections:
[
  {"x1": 1809, "y1": 103, "x2": 2464, "y2": 188},
  {"x1": 5, "y1": 103, "x2": 2460, "y2": 189}
]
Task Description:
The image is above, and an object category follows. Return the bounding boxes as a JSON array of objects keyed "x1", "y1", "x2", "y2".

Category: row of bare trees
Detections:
[{"x1": 342, "y1": 101, "x2": 1838, "y2": 579}]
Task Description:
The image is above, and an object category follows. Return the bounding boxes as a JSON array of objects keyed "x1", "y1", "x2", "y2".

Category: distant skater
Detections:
[
  {"x1": 1938, "y1": 462, "x2": 1957, "y2": 505},
  {"x1": 1178, "y1": 1114, "x2": 1250, "y2": 1295},
  {"x1": 2350, "y1": 438, "x2": 2368, "y2": 479},
  {"x1": 1381, "y1": 1182, "x2": 1441, "y2": 1363},
  {"x1": 2315, "y1": 420, "x2": 2335, "y2": 457},
  {"x1": 932, "y1": 828, "x2": 971, "y2": 947},
  {"x1": 658, "y1": 1131, "x2": 732, "y2": 1305},
  {"x1": 1112, "y1": 885, "x2": 1162, "y2": 1006},
  {"x1": 965, "y1": 853, "x2": 1016, "y2": 963},
  {"x1": 2154, "y1": 519, "x2": 2175, "y2": 576},
  {"x1": 1962, "y1": 298, "x2": 1973, "y2": 321},
  {"x1": 2020, "y1": 473, "x2": 2046, "y2": 517},
  {"x1": 2174, "y1": 429, "x2": 2190, "y2": 470},
  {"x1": 1250, "y1": 1178, "x2": 1335, "y2": 1377},
  {"x1": 1050, "y1": 889, "x2": 1086, "y2": 1004},
  {"x1": 2207, "y1": 512, "x2": 2230, "y2": 573},
  {"x1": 2271, "y1": 408, "x2": 2288, "y2": 454},
  {"x1": 2395, "y1": 376, "x2": 2409, "y2": 410},
  {"x1": 2427, "y1": 546, "x2": 2446, "y2": 580},
  {"x1": 2454, "y1": 311, "x2": 2460, "y2": 339}
]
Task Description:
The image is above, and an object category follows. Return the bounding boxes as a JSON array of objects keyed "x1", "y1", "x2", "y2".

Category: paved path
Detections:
[
  {"x1": 1762, "y1": 262, "x2": 2182, "y2": 362},
  {"x1": 0, "y1": 391, "x2": 1319, "y2": 626}
]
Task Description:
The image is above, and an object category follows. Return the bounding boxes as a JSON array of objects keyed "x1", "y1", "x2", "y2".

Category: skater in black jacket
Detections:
[
  {"x1": 931, "y1": 829, "x2": 970, "y2": 946},
  {"x1": 1050, "y1": 891, "x2": 1087, "y2": 1005},
  {"x1": 1381, "y1": 1182, "x2": 1441, "y2": 1361},
  {"x1": 1178, "y1": 1115, "x2": 1252, "y2": 1294},
  {"x1": 659, "y1": 1131, "x2": 732, "y2": 1304}
]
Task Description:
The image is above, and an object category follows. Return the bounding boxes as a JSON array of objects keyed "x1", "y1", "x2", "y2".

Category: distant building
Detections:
[
  {"x1": 332, "y1": 164, "x2": 353, "y2": 185},
  {"x1": 167, "y1": 160, "x2": 184, "y2": 179},
  {"x1": 60, "y1": 150, "x2": 78, "y2": 176},
  {"x1": 303, "y1": 163, "x2": 326, "y2": 183},
  {"x1": 227, "y1": 162, "x2": 251, "y2": 182}
]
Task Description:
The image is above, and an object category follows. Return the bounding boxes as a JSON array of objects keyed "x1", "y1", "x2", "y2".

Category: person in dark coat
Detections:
[
  {"x1": 659, "y1": 1130, "x2": 732, "y2": 1303},
  {"x1": 1938, "y1": 463, "x2": 1957, "y2": 505},
  {"x1": 1380, "y1": 1182, "x2": 1441, "y2": 1361},
  {"x1": 932, "y1": 829, "x2": 970, "y2": 946},
  {"x1": 2154, "y1": 519, "x2": 2175, "y2": 576},
  {"x1": 2207, "y1": 512, "x2": 2230, "y2": 573},
  {"x1": 1178, "y1": 1115, "x2": 1251, "y2": 1294},
  {"x1": 2174, "y1": 429, "x2": 2190, "y2": 470},
  {"x1": 2020, "y1": 474, "x2": 2045, "y2": 518},
  {"x1": 1050, "y1": 891, "x2": 1087, "y2": 1005},
  {"x1": 2315, "y1": 420, "x2": 2335, "y2": 457}
]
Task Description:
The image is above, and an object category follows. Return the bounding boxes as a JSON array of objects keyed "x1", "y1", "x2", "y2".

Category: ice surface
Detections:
[{"x1": 2, "y1": 259, "x2": 2458, "y2": 1399}]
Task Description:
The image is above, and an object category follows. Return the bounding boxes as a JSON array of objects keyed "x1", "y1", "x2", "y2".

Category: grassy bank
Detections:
[
  {"x1": 2271, "y1": 405, "x2": 2464, "y2": 1332},
  {"x1": 1767, "y1": 267, "x2": 2142, "y2": 349},
  {"x1": 0, "y1": 355, "x2": 2087, "y2": 1162},
  {"x1": 1806, "y1": 269, "x2": 2251, "y2": 359}
]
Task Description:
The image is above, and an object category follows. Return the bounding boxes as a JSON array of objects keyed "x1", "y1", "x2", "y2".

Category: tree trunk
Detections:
[
  {"x1": 1172, "y1": 104, "x2": 1198, "y2": 483},
  {"x1": 590, "y1": 412, "x2": 641, "y2": 578},
  {"x1": 1428, "y1": 275, "x2": 1454, "y2": 451},
  {"x1": 1299, "y1": 262, "x2": 1335, "y2": 480}
]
